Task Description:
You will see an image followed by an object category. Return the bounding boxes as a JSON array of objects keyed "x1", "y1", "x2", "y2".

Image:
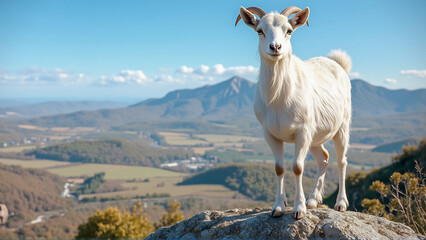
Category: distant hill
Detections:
[
  {"x1": 351, "y1": 79, "x2": 426, "y2": 117},
  {"x1": 27, "y1": 139, "x2": 192, "y2": 167},
  {"x1": 324, "y1": 139, "x2": 426, "y2": 211},
  {"x1": 26, "y1": 76, "x2": 255, "y2": 127},
  {"x1": 178, "y1": 164, "x2": 336, "y2": 203},
  {"x1": 372, "y1": 137, "x2": 422, "y2": 153},
  {"x1": 23, "y1": 77, "x2": 426, "y2": 129},
  {"x1": 0, "y1": 100, "x2": 30, "y2": 108},
  {"x1": 0, "y1": 101, "x2": 128, "y2": 119},
  {"x1": 0, "y1": 163, "x2": 75, "y2": 228},
  {"x1": 350, "y1": 111, "x2": 426, "y2": 144}
]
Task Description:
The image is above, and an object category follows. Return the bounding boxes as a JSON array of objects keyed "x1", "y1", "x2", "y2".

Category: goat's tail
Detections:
[{"x1": 328, "y1": 49, "x2": 352, "y2": 74}]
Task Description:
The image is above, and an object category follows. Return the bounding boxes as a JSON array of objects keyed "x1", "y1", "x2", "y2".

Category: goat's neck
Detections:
[{"x1": 259, "y1": 53, "x2": 294, "y2": 106}]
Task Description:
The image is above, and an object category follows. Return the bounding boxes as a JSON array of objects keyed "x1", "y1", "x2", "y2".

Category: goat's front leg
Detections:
[
  {"x1": 264, "y1": 130, "x2": 288, "y2": 217},
  {"x1": 292, "y1": 130, "x2": 312, "y2": 219}
]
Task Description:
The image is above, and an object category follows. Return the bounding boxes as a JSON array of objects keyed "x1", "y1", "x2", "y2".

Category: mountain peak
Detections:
[{"x1": 227, "y1": 76, "x2": 254, "y2": 85}]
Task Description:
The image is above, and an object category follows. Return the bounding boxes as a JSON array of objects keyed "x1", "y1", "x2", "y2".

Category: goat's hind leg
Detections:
[
  {"x1": 307, "y1": 145, "x2": 329, "y2": 209},
  {"x1": 264, "y1": 130, "x2": 288, "y2": 217},
  {"x1": 333, "y1": 126, "x2": 350, "y2": 211}
]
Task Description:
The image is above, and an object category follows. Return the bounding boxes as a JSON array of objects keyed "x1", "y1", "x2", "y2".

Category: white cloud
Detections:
[
  {"x1": 1, "y1": 64, "x2": 259, "y2": 88},
  {"x1": 349, "y1": 72, "x2": 361, "y2": 79},
  {"x1": 226, "y1": 65, "x2": 258, "y2": 76},
  {"x1": 0, "y1": 75, "x2": 17, "y2": 83},
  {"x1": 176, "y1": 66, "x2": 194, "y2": 74},
  {"x1": 213, "y1": 64, "x2": 226, "y2": 75},
  {"x1": 178, "y1": 64, "x2": 259, "y2": 82},
  {"x1": 113, "y1": 70, "x2": 149, "y2": 84},
  {"x1": 384, "y1": 78, "x2": 397, "y2": 84},
  {"x1": 195, "y1": 65, "x2": 210, "y2": 74},
  {"x1": 400, "y1": 70, "x2": 426, "y2": 78},
  {"x1": 152, "y1": 75, "x2": 183, "y2": 84},
  {"x1": 99, "y1": 70, "x2": 185, "y2": 86},
  {"x1": 0, "y1": 67, "x2": 75, "y2": 84}
]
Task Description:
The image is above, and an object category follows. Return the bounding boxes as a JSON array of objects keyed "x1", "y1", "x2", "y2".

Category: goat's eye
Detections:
[
  {"x1": 257, "y1": 29, "x2": 264, "y2": 36},
  {"x1": 287, "y1": 30, "x2": 293, "y2": 35}
]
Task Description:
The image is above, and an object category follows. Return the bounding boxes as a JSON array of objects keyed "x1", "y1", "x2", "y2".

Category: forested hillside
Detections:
[
  {"x1": 0, "y1": 164, "x2": 75, "y2": 227},
  {"x1": 27, "y1": 139, "x2": 192, "y2": 167},
  {"x1": 324, "y1": 139, "x2": 426, "y2": 211}
]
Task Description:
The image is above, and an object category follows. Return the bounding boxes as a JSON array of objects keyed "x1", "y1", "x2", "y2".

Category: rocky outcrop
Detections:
[{"x1": 146, "y1": 206, "x2": 424, "y2": 240}]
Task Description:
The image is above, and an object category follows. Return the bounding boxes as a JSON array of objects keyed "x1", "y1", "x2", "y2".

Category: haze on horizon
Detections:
[{"x1": 0, "y1": 0, "x2": 425, "y2": 102}]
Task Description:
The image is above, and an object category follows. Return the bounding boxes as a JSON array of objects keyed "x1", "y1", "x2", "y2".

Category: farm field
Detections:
[
  {"x1": 17, "y1": 124, "x2": 48, "y2": 131},
  {"x1": 350, "y1": 143, "x2": 376, "y2": 150},
  {"x1": 0, "y1": 158, "x2": 73, "y2": 168},
  {"x1": 195, "y1": 134, "x2": 261, "y2": 143},
  {"x1": 0, "y1": 145, "x2": 36, "y2": 152},
  {"x1": 47, "y1": 163, "x2": 186, "y2": 179},
  {"x1": 191, "y1": 147, "x2": 215, "y2": 155},
  {"x1": 0, "y1": 157, "x2": 242, "y2": 200},
  {"x1": 80, "y1": 176, "x2": 242, "y2": 200},
  {"x1": 158, "y1": 131, "x2": 262, "y2": 148},
  {"x1": 158, "y1": 131, "x2": 205, "y2": 146}
]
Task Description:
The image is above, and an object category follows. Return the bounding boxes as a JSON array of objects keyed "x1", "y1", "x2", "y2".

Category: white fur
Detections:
[{"x1": 240, "y1": 8, "x2": 351, "y2": 219}]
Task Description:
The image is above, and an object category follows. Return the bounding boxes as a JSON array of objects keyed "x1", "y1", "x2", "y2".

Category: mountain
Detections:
[
  {"x1": 22, "y1": 77, "x2": 426, "y2": 129},
  {"x1": 351, "y1": 79, "x2": 426, "y2": 117},
  {"x1": 0, "y1": 101, "x2": 128, "y2": 119},
  {"x1": 26, "y1": 76, "x2": 255, "y2": 127},
  {"x1": 131, "y1": 76, "x2": 255, "y2": 119}
]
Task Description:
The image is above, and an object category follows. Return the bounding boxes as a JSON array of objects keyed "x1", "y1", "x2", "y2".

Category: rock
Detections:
[{"x1": 146, "y1": 206, "x2": 424, "y2": 240}]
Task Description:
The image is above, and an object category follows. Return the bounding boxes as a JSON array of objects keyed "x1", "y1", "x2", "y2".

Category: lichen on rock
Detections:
[{"x1": 146, "y1": 206, "x2": 425, "y2": 240}]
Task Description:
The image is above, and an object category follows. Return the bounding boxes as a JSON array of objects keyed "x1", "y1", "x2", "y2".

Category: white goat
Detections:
[{"x1": 236, "y1": 6, "x2": 351, "y2": 219}]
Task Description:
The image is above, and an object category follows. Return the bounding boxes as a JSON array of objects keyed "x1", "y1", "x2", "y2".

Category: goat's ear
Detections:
[
  {"x1": 239, "y1": 7, "x2": 258, "y2": 29},
  {"x1": 289, "y1": 7, "x2": 309, "y2": 29}
]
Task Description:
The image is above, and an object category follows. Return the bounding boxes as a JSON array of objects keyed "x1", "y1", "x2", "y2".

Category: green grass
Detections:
[
  {"x1": 47, "y1": 163, "x2": 186, "y2": 180},
  {"x1": 159, "y1": 132, "x2": 207, "y2": 146},
  {"x1": 80, "y1": 176, "x2": 240, "y2": 200},
  {"x1": 166, "y1": 138, "x2": 206, "y2": 146},
  {"x1": 0, "y1": 158, "x2": 72, "y2": 168},
  {"x1": 160, "y1": 132, "x2": 262, "y2": 147},
  {"x1": 0, "y1": 145, "x2": 36, "y2": 153}
]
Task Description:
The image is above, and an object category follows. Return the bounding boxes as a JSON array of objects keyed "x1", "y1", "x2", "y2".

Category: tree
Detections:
[
  {"x1": 76, "y1": 199, "x2": 153, "y2": 239},
  {"x1": 154, "y1": 199, "x2": 185, "y2": 230}
]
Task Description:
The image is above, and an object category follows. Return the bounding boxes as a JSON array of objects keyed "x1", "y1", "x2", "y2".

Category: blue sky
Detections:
[{"x1": 0, "y1": 0, "x2": 425, "y2": 102}]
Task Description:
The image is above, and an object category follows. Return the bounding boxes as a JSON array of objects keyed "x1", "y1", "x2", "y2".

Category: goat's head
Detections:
[{"x1": 236, "y1": 6, "x2": 309, "y2": 62}]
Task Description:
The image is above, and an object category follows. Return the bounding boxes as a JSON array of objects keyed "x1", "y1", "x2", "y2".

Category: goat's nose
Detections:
[{"x1": 269, "y1": 44, "x2": 282, "y2": 52}]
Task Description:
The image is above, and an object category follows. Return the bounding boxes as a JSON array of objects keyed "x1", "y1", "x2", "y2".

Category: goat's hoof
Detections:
[
  {"x1": 334, "y1": 205, "x2": 347, "y2": 212},
  {"x1": 271, "y1": 206, "x2": 284, "y2": 218},
  {"x1": 306, "y1": 199, "x2": 318, "y2": 209},
  {"x1": 334, "y1": 199, "x2": 348, "y2": 212},
  {"x1": 292, "y1": 211, "x2": 306, "y2": 220}
]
